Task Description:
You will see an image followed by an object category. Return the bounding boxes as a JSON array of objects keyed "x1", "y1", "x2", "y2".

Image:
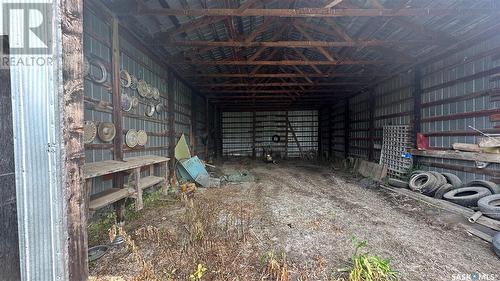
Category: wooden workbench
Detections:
[{"x1": 83, "y1": 155, "x2": 170, "y2": 213}]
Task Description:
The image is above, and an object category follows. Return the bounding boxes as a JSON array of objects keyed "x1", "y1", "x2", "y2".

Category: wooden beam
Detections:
[
  {"x1": 248, "y1": 23, "x2": 288, "y2": 61},
  {"x1": 61, "y1": 0, "x2": 87, "y2": 278},
  {"x1": 110, "y1": 18, "x2": 126, "y2": 227},
  {"x1": 204, "y1": 89, "x2": 347, "y2": 94},
  {"x1": 292, "y1": 50, "x2": 323, "y2": 75},
  {"x1": 292, "y1": 23, "x2": 336, "y2": 61},
  {"x1": 196, "y1": 82, "x2": 361, "y2": 87},
  {"x1": 324, "y1": 0, "x2": 343, "y2": 8},
  {"x1": 186, "y1": 72, "x2": 384, "y2": 78},
  {"x1": 165, "y1": 39, "x2": 434, "y2": 48},
  {"x1": 170, "y1": 59, "x2": 405, "y2": 65},
  {"x1": 136, "y1": 8, "x2": 496, "y2": 17}
]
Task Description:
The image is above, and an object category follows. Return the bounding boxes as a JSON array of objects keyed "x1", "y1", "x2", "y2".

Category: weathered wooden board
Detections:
[
  {"x1": 83, "y1": 155, "x2": 169, "y2": 179},
  {"x1": 89, "y1": 188, "x2": 134, "y2": 211},
  {"x1": 410, "y1": 149, "x2": 500, "y2": 164}
]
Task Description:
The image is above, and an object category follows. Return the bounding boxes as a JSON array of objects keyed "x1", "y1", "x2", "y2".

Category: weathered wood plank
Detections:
[
  {"x1": 60, "y1": 0, "x2": 87, "y2": 278},
  {"x1": 83, "y1": 156, "x2": 170, "y2": 179},
  {"x1": 410, "y1": 149, "x2": 500, "y2": 164},
  {"x1": 89, "y1": 188, "x2": 133, "y2": 211}
]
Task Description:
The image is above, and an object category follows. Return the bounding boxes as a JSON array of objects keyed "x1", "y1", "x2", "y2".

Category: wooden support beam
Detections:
[
  {"x1": 136, "y1": 8, "x2": 496, "y2": 17},
  {"x1": 292, "y1": 50, "x2": 323, "y2": 75},
  {"x1": 344, "y1": 99, "x2": 350, "y2": 158},
  {"x1": 324, "y1": 0, "x2": 343, "y2": 8},
  {"x1": 293, "y1": 23, "x2": 336, "y2": 61},
  {"x1": 196, "y1": 82, "x2": 361, "y2": 87},
  {"x1": 248, "y1": 24, "x2": 288, "y2": 61},
  {"x1": 110, "y1": 18, "x2": 126, "y2": 226},
  {"x1": 186, "y1": 72, "x2": 383, "y2": 78},
  {"x1": 413, "y1": 66, "x2": 422, "y2": 142},
  {"x1": 167, "y1": 70, "x2": 176, "y2": 179},
  {"x1": 368, "y1": 90, "x2": 375, "y2": 161},
  {"x1": 61, "y1": 0, "x2": 87, "y2": 278},
  {"x1": 165, "y1": 39, "x2": 433, "y2": 48},
  {"x1": 204, "y1": 89, "x2": 345, "y2": 94},
  {"x1": 171, "y1": 59, "x2": 402, "y2": 65}
]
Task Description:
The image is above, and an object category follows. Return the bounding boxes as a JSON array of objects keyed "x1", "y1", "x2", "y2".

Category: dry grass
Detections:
[{"x1": 91, "y1": 192, "x2": 268, "y2": 280}]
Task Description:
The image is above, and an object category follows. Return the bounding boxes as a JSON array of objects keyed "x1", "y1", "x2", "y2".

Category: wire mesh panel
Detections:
[{"x1": 380, "y1": 125, "x2": 413, "y2": 179}]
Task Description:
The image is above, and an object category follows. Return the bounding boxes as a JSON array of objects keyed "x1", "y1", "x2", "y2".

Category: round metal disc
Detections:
[
  {"x1": 121, "y1": 93, "x2": 132, "y2": 112},
  {"x1": 152, "y1": 87, "x2": 160, "y2": 100},
  {"x1": 83, "y1": 121, "x2": 96, "y2": 144},
  {"x1": 145, "y1": 84, "x2": 153, "y2": 99},
  {"x1": 137, "y1": 80, "x2": 148, "y2": 97},
  {"x1": 155, "y1": 103, "x2": 165, "y2": 114},
  {"x1": 125, "y1": 129, "x2": 138, "y2": 148},
  {"x1": 98, "y1": 122, "x2": 116, "y2": 142},
  {"x1": 145, "y1": 103, "x2": 155, "y2": 117},
  {"x1": 130, "y1": 96, "x2": 139, "y2": 108},
  {"x1": 120, "y1": 69, "x2": 131, "y2": 88},
  {"x1": 137, "y1": 130, "x2": 148, "y2": 146}
]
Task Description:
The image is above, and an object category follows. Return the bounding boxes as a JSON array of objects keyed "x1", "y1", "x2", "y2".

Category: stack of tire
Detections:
[{"x1": 407, "y1": 170, "x2": 462, "y2": 198}]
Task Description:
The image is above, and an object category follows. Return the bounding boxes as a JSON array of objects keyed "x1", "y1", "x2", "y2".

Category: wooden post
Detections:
[
  {"x1": 168, "y1": 70, "x2": 176, "y2": 178},
  {"x1": 344, "y1": 99, "x2": 350, "y2": 159},
  {"x1": 328, "y1": 106, "x2": 332, "y2": 160},
  {"x1": 318, "y1": 108, "x2": 323, "y2": 160},
  {"x1": 205, "y1": 98, "x2": 209, "y2": 158},
  {"x1": 413, "y1": 66, "x2": 422, "y2": 143},
  {"x1": 110, "y1": 17, "x2": 126, "y2": 225},
  {"x1": 285, "y1": 110, "x2": 289, "y2": 159},
  {"x1": 368, "y1": 90, "x2": 375, "y2": 161},
  {"x1": 252, "y1": 110, "x2": 256, "y2": 159},
  {"x1": 133, "y1": 168, "x2": 143, "y2": 210},
  {"x1": 60, "y1": 0, "x2": 87, "y2": 278},
  {"x1": 190, "y1": 92, "x2": 196, "y2": 155}
]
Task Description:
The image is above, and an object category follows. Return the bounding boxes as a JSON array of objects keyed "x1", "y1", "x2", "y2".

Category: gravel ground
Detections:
[{"x1": 91, "y1": 159, "x2": 500, "y2": 280}]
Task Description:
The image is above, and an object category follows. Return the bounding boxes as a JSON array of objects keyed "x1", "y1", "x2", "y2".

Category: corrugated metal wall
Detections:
[
  {"x1": 83, "y1": 7, "x2": 208, "y2": 196},
  {"x1": 327, "y1": 33, "x2": 500, "y2": 182},
  {"x1": 419, "y1": 33, "x2": 500, "y2": 182},
  {"x1": 373, "y1": 73, "x2": 414, "y2": 160},
  {"x1": 221, "y1": 110, "x2": 318, "y2": 158},
  {"x1": 348, "y1": 93, "x2": 371, "y2": 159}
]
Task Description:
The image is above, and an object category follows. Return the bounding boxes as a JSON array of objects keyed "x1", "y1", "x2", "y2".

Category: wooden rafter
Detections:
[
  {"x1": 169, "y1": 59, "x2": 408, "y2": 65},
  {"x1": 203, "y1": 89, "x2": 351, "y2": 94},
  {"x1": 185, "y1": 72, "x2": 384, "y2": 78},
  {"x1": 135, "y1": 8, "x2": 496, "y2": 17},
  {"x1": 196, "y1": 82, "x2": 361, "y2": 87},
  {"x1": 292, "y1": 23, "x2": 335, "y2": 61},
  {"x1": 164, "y1": 40, "x2": 435, "y2": 48}
]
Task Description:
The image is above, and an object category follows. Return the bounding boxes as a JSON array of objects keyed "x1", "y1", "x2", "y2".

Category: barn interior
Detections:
[{"x1": 3, "y1": 0, "x2": 500, "y2": 280}]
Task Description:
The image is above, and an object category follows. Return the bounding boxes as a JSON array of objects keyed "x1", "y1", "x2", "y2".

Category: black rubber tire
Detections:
[
  {"x1": 410, "y1": 170, "x2": 426, "y2": 180},
  {"x1": 493, "y1": 232, "x2": 500, "y2": 258},
  {"x1": 388, "y1": 178, "x2": 409, "y2": 189},
  {"x1": 465, "y1": 180, "x2": 500, "y2": 194},
  {"x1": 425, "y1": 171, "x2": 447, "y2": 196},
  {"x1": 478, "y1": 194, "x2": 500, "y2": 220},
  {"x1": 443, "y1": 186, "x2": 492, "y2": 208},
  {"x1": 441, "y1": 172, "x2": 463, "y2": 189},
  {"x1": 271, "y1": 135, "x2": 280, "y2": 143},
  {"x1": 409, "y1": 172, "x2": 437, "y2": 193},
  {"x1": 434, "y1": 183, "x2": 454, "y2": 199}
]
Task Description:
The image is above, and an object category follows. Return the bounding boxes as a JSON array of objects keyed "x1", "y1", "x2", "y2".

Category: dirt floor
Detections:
[{"x1": 90, "y1": 160, "x2": 499, "y2": 280}]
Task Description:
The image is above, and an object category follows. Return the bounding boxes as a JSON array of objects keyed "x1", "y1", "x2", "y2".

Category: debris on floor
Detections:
[
  {"x1": 174, "y1": 134, "x2": 221, "y2": 188},
  {"x1": 225, "y1": 169, "x2": 256, "y2": 183}
]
